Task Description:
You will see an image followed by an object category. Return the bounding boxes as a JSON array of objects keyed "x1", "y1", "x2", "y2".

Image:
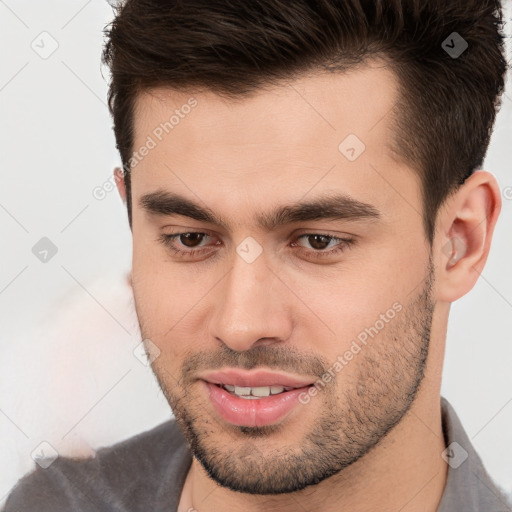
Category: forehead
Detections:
[
  {"x1": 129, "y1": 59, "x2": 420, "y2": 228},
  {"x1": 133, "y1": 58, "x2": 399, "y2": 147}
]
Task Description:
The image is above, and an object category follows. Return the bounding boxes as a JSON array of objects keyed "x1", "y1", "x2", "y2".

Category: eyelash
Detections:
[{"x1": 157, "y1": 231, "x2": 355, "y2": 261}]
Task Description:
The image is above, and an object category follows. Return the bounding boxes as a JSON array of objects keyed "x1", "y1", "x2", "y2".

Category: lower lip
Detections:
[{"x1": 203, "y1": 381, "x2": 312, "y2": 427}]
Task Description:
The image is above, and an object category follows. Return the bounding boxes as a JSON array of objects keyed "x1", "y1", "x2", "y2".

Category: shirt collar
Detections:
[{"x1": 437, "y1": 396, "x2": 511, "y2": 511}]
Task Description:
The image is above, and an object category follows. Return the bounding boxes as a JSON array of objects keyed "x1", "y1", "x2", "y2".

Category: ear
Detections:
[
  {"x1": 435, "y1": 170, "x2": 501, "y2": 303},
  {"x1": 114, "y1": 167, "x2": 127, "y2": 203}
]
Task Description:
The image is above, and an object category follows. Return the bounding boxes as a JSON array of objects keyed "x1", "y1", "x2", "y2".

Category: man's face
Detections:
[{"x1": 128, "y1": 60, "x2": 436, "y2": 494}]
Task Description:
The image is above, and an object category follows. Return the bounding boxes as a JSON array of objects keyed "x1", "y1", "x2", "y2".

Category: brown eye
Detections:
[
  {"x1": 158, "y1": 231, "x2": 355, "y2": 261},
  {"x1": 292, "y1": 234, "x2": 355, "y2": 259},
  {"x1": 178, "y1": 232, "x2": 206, "y2": 248},
  {"x1": 300, "y1": 234, "x2": 334, "y2": 251},
  {"x1": 158, "y1": 232, "x2": 214, "y2": 257}
]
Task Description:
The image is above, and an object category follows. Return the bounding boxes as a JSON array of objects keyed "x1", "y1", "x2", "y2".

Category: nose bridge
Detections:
[{"x1": 211, "y1": 242, "x2": 291, "y2": 350}]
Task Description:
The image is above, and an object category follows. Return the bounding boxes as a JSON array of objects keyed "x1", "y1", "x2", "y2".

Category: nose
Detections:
[{"x1": 209, "y1": 245, "x2": 293, "y2": 352}]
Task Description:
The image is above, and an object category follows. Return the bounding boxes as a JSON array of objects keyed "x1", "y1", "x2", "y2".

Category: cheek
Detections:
[
  {"x1": 131, "y1": 238, "x2": 175, "y2": 338},
  {"x1": 131, "y1": 237, "x2": 211, "y2": 357},
  {"x1": 314, "y1": 245, "x2": 425, "y2": 351},
  {"x1": 131, "y1": 273, "x2": 186, "y2": 377}
]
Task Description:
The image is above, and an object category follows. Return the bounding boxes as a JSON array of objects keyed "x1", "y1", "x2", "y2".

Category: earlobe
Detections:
[{"x1": 114, "y1": 167, "x2": 127, "y2": 203}]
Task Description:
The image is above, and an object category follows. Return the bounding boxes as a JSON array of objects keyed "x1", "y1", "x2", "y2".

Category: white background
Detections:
[{"x1": 1, "y1": 0, "x2": 511, "y2": 507}]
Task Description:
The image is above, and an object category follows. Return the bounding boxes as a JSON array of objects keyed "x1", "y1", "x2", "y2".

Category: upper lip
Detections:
[{"x1": 199, "y1": 369, "x2": 315, "y2": 388}]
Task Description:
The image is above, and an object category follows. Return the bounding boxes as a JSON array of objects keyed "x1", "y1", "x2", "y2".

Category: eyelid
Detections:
[
  {"x1": 160, "y1": 227, "x2": 355, "y2": 240},
  {"x1": 158, "y1": 229, "x2": 356, "y2": 260}
]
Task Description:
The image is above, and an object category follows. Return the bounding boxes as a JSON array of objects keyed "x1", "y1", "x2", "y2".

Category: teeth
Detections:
[
  {"x1": 222, "y1": 384, "x2": 295, "y2": 398},
  {"x1": 234, "y1": 386, "x2": 251, "y2": 396},
  {"x1": 251, "y1": 386, "x2": 271, "y2": 397}
]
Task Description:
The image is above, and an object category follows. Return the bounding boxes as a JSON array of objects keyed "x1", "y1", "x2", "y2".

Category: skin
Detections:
[{"x1": 115, "y1": 58, "x2": 501, "y2": 512}]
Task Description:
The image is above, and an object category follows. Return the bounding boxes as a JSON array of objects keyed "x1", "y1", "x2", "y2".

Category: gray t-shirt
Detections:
[{"x1": 3, "y1": 397, "x2": 511, "y2": 511}]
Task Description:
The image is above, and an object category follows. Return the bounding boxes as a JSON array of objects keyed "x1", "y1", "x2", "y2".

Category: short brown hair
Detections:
[{"x1": 102, "y1": 0, "x2": 508, "y2": 243}]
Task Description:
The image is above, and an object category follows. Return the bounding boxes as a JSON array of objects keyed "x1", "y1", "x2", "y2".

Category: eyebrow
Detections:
[{"x1": 139, "y1": 190, "x2": 381, "y2": 231}]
